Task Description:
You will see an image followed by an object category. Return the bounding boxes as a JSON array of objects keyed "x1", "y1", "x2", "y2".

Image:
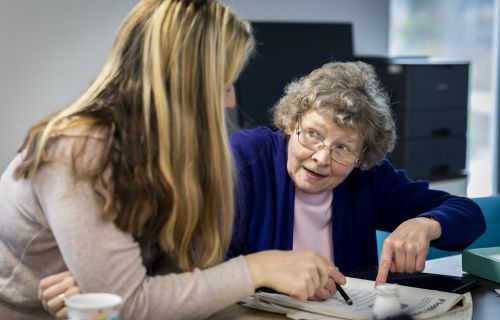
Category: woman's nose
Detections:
[{"x1": 311, "y1": 148, "x2": 331, "y2": 166}]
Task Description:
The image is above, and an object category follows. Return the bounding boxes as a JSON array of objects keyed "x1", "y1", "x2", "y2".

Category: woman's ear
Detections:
[
  {"x1": 283, "y1": 122, "x2": 296, "y2": 136},
  {"x1": 224, "y1": 85, "x2": 236, "y2": 109}
]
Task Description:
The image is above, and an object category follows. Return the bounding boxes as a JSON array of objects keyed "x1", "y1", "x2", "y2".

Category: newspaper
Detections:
[{"x1": 241, "y1": 277, "x2": 471, "y2": 320}]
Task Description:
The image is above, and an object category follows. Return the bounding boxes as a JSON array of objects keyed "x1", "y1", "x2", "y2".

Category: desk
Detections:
[
  {"x1": 424, "y1": 255, "x2": 500, "y2": 319},
  {"x1": 210, "y1": 255, "x2": 500, "y2": 319}
]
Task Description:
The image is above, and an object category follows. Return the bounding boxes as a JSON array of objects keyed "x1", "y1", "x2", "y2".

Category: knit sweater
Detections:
[{"x1": 0, "y1": 132, "x2": 254, "y2": 320}]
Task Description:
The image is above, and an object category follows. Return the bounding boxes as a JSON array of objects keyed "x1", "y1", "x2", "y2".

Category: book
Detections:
[
  {"x1": 462, "y1": 246, "x2": 500, "y2": 283},
  {"x1": 241, "y1": 277, "x2": 472, "y2": 320}
]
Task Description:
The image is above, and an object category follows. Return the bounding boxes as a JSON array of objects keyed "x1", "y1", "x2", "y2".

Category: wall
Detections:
[
  {"x1": 0, "y1": 0, "x2": 138, "y2": 171},
  {"x1": 0, "y1": 0, "x2": 389, "y2": 171}
]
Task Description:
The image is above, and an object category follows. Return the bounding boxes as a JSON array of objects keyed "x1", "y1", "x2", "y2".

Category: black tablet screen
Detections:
[{"x1": 346, "y1": 266, "x2": 477, "y2": 294}]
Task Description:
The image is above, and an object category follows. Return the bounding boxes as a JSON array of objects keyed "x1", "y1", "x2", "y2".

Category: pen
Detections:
[{"x1": 336, "y1": 283, "x2": 353, "y2": 305}]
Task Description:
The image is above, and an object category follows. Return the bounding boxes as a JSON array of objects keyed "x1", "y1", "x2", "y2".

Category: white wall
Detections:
[
  {"x1": 0, "y1": 0, "x2": 138, "y2": 171},
  {"x1": 0, "y1": 0, "x2": 389, "y2": 171}
]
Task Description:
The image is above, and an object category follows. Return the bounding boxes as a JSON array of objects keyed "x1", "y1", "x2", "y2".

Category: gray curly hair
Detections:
[{"x1": 272, "y1": 61, "x2": 396, "y2": 170}]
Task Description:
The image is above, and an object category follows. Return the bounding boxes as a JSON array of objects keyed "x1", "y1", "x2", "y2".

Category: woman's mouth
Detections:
[{"x1": 303, "y1": 167, "x2": 326, "y2": 180}]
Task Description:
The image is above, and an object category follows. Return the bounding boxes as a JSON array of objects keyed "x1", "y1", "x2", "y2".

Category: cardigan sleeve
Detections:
[
  {"x1": 370, "y1": 160, "x2": 485, "y2": 251},
  {"x1": 33, "y1": 141, "x2": 254, "y2": 320}
]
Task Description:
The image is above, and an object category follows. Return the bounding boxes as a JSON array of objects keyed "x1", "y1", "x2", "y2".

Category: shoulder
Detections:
[
  {"x1": 346, "y1": 159, "x2": 422, "y2": 191},
  {"x1": 230, "y1": 127, "x2": 289, "y2": 175},
  {"x1": 350, "y1": 159, "x2": 399, "y2": 180},
  {"x1": 231, "y1": 126, "x2": 284, "y2": 144},
  {"x1": 230, "y1": 127, "x2": 287, "y2": 155},
  {"x1": 44, "y1": 126, "x2": 111, "y2": 173}
]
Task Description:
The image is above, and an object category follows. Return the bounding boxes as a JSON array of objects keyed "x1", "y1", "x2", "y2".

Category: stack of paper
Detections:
[{"x1": 241, "y1": 277, "x2": 472, "y2": 319}]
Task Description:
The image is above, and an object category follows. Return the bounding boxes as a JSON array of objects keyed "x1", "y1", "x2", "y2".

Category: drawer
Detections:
[
  {"x1": 398, "y1": 108, "x2": 467, "y2": 139},
  {"x1": 404, "y1": 64, "x2": 469, "y2": 109},
  {"x1": 390, "y1": 137, "x2": 466, "y2": 180}
]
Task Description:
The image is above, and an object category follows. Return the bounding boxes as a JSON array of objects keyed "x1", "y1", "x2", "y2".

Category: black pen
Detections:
[{"x1": 336, "y1": 283, "x2": 353, "y2": 305}]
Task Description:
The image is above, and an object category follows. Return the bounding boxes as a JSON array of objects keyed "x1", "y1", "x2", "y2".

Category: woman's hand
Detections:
[
  {"x1": 309, "y1": 270, "x2": 342, "y2": 301},
  {"x1": 245, "y1": 250, "x2": 345, "y2": 301},
  {"x1": 38, "y1": 271, "x2": 80, "y2": 320},
  {"x1": 376, "y1": 217, "x2": 442, "y2": 285}
]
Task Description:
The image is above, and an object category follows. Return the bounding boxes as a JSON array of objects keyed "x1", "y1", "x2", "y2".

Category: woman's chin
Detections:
[{"x1": 295, "y1": 180, "x2": 323, "y2": 194}]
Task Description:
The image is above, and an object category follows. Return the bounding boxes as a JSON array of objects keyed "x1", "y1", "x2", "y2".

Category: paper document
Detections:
[{"x1": 244, "y1": 277, "x2": 469, "y2": 320}]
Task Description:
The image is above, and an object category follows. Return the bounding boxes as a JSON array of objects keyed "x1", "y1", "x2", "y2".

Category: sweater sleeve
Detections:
[
  {"x1": 32, "y1": 157, "x2": 254, "y2": 319},
  {"x1": 371, "y1": 160, "x2": 486, "y2": 251}
]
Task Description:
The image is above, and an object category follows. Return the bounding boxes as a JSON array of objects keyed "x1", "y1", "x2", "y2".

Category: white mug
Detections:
[{"x1": 66, "y1": 293, "x2": 122, "y2": 320}]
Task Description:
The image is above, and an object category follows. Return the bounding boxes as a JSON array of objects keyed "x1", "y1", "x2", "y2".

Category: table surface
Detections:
[
  {"x1": 209, "y1": 255, "x2": 500, "y2": 319},
  {"x1": 424, "y1": 255, "x2": 500, "y2": 320}
]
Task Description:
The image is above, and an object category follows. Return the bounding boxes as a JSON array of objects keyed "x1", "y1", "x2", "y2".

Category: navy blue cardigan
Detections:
[{"x1": 228, "y1": 127, "x2": 486, "y2": 273}]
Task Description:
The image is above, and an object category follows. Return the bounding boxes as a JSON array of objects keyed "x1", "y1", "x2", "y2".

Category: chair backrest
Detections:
[
  {"x1": 376, "y1": 195, "x2": 500, "y2": 260},
  {"x1": 468, "y1": 195, "x2": 500, "y2": 249}
]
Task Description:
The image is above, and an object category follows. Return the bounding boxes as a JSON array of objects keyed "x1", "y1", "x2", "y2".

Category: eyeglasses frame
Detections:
[{"x1": 295, "y1": 118, "x2": 363, "y2": 167}]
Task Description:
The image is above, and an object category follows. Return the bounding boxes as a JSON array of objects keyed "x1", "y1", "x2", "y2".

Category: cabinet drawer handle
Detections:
[
  {"x1": 431, "y1": 128, "x2": 451, "y2": 137},
  {"x1": 436, "y1": 83, "x2": 449, "y2": 91}
]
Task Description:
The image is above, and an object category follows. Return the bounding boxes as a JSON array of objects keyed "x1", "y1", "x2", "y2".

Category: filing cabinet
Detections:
[{"x1": 360, "y1": 57, "x2": 469, "y2": 181}]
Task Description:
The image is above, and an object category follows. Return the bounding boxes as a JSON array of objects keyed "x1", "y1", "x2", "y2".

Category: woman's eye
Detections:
[
  {"x1": 306, "y1": 130, "x2": 319, "y2": 138},
  {"x1": 336, "y1": 145, "x2": 349, "y2": 151}
]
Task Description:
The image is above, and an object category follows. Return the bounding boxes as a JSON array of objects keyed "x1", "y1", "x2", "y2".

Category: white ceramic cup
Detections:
[{"x1": 66, "y1": 293, "x2": 122, "y2": 320}]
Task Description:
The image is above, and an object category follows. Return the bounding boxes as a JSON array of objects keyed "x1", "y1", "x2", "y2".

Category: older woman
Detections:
[{"x1": 228, "y1": 61, "x2": 485, "y2": 285}]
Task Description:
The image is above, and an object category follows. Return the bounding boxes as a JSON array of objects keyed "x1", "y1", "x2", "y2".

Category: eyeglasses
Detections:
[{"x1": 295, "y1": 119, "x2": 361, "y2": 167}]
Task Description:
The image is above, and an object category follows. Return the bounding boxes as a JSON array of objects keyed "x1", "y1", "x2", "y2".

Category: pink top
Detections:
[{"x1": 292, "y1": 188, "x2": 334, "y2": 262}]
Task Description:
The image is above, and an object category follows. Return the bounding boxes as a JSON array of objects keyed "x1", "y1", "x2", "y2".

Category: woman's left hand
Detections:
[
  {"x1": 38, "y1": 271, "x2": 80, "y2": 320},
  {"x1": 375, "y1": 217, "x2": 441, "y2": 285}
]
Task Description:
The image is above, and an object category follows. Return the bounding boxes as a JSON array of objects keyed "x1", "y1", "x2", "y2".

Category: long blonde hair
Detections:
[{"x1": 15, "y1": 0, "x2": 254, "y2": 271}]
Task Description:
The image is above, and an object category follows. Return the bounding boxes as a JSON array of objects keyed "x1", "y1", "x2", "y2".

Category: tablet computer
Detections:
[{"x1": 346, "y1": 266, "x2": 477, "y2": 294}]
